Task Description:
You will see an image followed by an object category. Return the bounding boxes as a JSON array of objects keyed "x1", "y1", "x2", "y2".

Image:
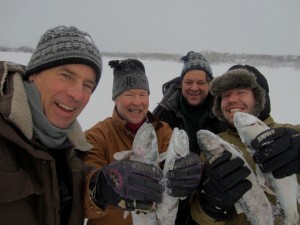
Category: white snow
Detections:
[{"x1": 1, "y1": 51, "x2": 299, "y2": 131}]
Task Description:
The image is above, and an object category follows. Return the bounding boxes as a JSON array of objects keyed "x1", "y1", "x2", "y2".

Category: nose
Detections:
[
  {"x1": 227, "y1": 93, "x2": 239, "y2": 102},
  {"x1": 132, "y1": 95, "x2": 142, "y2": 105},
  {"x1": 67, "y1": 84, "x2": 84, "y2": 102},
  {"x1": 190, "y1": 82, "x2": 199, "y2": 90}
]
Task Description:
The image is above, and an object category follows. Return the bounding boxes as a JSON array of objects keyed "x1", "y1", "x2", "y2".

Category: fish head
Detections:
[
  {"x1": 197, "y1": 129, "x2": 225, "y2": 163},
  {"x1": 131, "y1": 123, "x2": 158, "y2": 164},
  {"x1": 233, "y1": 112, "x2": 269, "y2": 146},
  {"x1": 169, "y1": 127, "x2": 190, "y2": 157}
]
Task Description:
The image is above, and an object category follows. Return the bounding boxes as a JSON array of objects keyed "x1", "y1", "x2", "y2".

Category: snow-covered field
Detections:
[{"x1": 1, "y1": 51, "x2": 299, "y2": 130}]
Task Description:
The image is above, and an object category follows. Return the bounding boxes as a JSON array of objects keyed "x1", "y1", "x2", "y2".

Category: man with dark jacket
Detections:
[
  {"x1": 0, "y1": 26, "x2": 102, "y2": 225},
  {"x1": 153, "y1": 51, "x2": 226, "y2": 225}
]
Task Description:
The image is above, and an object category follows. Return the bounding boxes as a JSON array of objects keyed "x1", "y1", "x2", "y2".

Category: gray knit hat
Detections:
[
  {"x1": 210, "y1": 68, "x2": 266, "y2": 122},
  {"x1": 109, "y1": 59, "x2": 150, "y2": 100},
  {"x1": 25, "y1": 26, "x2": 102, "y2": 87},
  {"x1": 180, "y1": 51, "x2": 213, "y2": 80}
]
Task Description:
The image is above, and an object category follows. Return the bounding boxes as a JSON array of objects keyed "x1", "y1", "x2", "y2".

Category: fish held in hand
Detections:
[
  {"x1": 234, "y1": 111, "x2": 299, "y2": 225},
  {"x1": 114, "y1": 123, "x2": 160, "y2": 225},
  {"x1": 197, "y1": 129, "x2": 273, "y2": 225},
  {"x1": 156, "y1": 127, "x2": 190, "y2": 225}
]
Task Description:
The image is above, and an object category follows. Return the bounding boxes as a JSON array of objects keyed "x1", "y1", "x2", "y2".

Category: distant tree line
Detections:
[
  {"x1": 0, "y1": 46, "x2": 34, "y2": 53},
  {"x1": 1, "y1": 46, "x2": 299, "y2": 69},
  {"x1": 104, "y1": 51, "x2": 300, "y2": 69}
]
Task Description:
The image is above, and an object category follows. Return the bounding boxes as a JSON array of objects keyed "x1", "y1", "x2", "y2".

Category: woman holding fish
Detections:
[
  {"x1": 83, "y1": 58, "x2": 203, "y2": 225},
  {"x1": 192, "y1": 65, "x2": 300, "y2": 225}
]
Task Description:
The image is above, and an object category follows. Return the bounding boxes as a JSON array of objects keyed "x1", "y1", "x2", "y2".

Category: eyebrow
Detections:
[
  {"x1": 59, "y1": 67, "x2": 77, "y2": 75},
  {"x1": 185, "y1": 79, "x2": 207, "y2": 82},
  {"x1": 59, "y1": 66, "x2": 96, "y2": 86}
]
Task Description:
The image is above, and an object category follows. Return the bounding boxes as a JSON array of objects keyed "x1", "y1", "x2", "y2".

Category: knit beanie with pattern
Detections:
[
  {"x1": 24, "y1": 26, "x2": 102, "y2": 87},
  {"x1": 109, "y1": 59, "x2": 150, "y2": 100},
  {"x1": 180, "y1": 51, "x2": 213, "y2": 80},
  {"x1": 210, "y1": 65, "x2": 270, "y2": 123}
]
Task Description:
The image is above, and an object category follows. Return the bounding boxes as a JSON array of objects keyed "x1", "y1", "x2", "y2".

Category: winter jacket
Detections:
[
  {"x1": 153, "y1": 77, "x2": 226, "y2": 154},
  {"x1": 0, "y1": 61, "x2": 92, "y2": 225},
  {"x1": 191, "y1": 115, "x2": 300, "y2": 225},
  {"x1": 83, "y1": 109, "x2": 173, "y2": 225},
  {"x1": 153, "y1": 77, "x2": 226, "y2": 225}
]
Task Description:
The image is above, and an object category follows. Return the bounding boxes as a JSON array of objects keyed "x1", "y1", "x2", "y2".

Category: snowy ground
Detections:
[{"x1": 1, "y1": 51, "x2": 299, "y2": 130}]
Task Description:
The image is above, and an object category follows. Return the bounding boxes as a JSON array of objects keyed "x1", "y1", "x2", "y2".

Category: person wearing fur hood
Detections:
[
  {"x1": 0, "y1": 25, "x2": 102, "y2": 225},
  {"x1": 191, "y1": 65, "x2": 300, "y2": 225}
]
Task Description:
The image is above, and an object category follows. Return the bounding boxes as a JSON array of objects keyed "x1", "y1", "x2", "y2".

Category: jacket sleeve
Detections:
[
  {"x1": 83, "y1": 169, "x2": 107, "y2": 218},
  {"x1": 153, "y1": 105, "x2": 178, "y2": 129},
  {"x1": 152, "y1": 104, "x2": 166, "y2": 120},
  {"x1": 83, "y1": 125, "x2": 110, "y2": 219},
  {"x1": 155, "y1": 121, "x2": 173, "y2": 154}
]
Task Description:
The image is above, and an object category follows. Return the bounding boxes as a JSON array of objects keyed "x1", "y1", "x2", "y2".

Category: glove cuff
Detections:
[
  {"x1": 251, "y1": 128, "x2": 287, "y2": 149},
  {"x1": 89, "y1": 170, "x2": 108, "y2": 208},
  {"x1": 198, "y1": 192, "x2": 235, "y2": 221}
]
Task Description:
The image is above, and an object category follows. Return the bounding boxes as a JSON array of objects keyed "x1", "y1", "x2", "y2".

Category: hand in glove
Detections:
[
  {"x1": 166, "y1": 152, "x2": 203, "y2": 197},
  {"x1": 91, "y1": 160, "x2": 164, "y2": 213},
  {"x1": 251, "y1": 127, "x2": 300, "y2": 179},
  {"x1": 199, "y1": 151, "x2": 252, "y2": 221}
]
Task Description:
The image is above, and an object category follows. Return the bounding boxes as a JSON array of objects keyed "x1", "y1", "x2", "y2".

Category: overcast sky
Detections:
[{"x1": 1, "y1": 0, "x2": 300, "y2": 55}]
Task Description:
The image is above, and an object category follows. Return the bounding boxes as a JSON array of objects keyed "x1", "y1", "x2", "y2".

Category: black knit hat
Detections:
[
  {"x1": 210, "y1": 65, "x2": 271, "y2": 122},
  {"x1": 24, "y1": 26, "x2": 102, "y2": 88},
  {"x1": 180, "y1": 51, "x2": 213, "y2": 80},
  {"x1": 109, "y1": 59, "x2": 150, "y2": 100}
]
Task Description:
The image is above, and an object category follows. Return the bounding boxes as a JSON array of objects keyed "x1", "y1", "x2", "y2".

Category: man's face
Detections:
[
  {"x1": 114, "y1": 89, "x2": 149, "y2": 125},
  {"x1": 181, "y1": 70, "x2": 210, "y2": 106},
  {"x1": 28, "y1": 64, "x2": 96, "y2": 128},
  {"x1": 221, "y1": 88, "x2": 256, "y2": 125}
]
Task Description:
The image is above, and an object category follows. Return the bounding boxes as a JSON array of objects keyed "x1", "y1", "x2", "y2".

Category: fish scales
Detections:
[
  {"x1": 156, "y1": 127, "x2": 190, "y2": 225},
  {"x1": 114, "y1": 124, "x2": 193, "y2": 225},
  {"x1": 114, "y1": 123, "x2": 160, "y2": 225},
  {"x1": 234, "y1": 112, "x2": 299, "y2": 225},
  {"x1": 197, "y1": 129, "x2": 273, "y2": 225}
]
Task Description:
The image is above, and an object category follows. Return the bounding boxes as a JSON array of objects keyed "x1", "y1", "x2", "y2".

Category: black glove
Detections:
[
  {"x1": 199, "y1": 151, "x2": 252, "y2": 221},
  {"x1": 91, "y1": 160, "x2": 164, "y2": 212},
  {"x1": 251, "y1": 127, "x2": 300, "y2": 179},
  {"x1": 166, "y1": 152, "x2": 203, "y2": 197}
]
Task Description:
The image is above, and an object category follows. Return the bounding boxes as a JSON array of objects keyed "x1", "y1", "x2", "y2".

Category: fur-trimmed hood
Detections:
[
  {"x1": 0, "y1": 61, "x2": 92, "y2": 151},
  {"x1": 210, "y1": 68, "x2": 268, "y2": 123}
]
